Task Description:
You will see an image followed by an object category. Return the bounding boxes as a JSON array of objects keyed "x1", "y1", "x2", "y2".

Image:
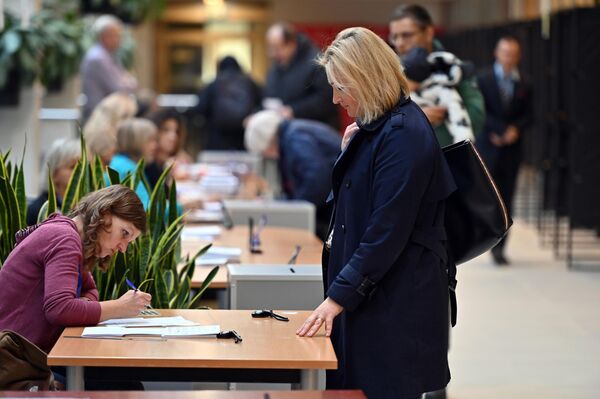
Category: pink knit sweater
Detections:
[{"x1": 0, "y1": 214, "x2": 101, "y2": 353}]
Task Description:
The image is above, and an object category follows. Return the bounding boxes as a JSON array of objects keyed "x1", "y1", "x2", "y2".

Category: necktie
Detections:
[{"x1": 499, "y1": 76, "x2": 512, "y2": 108}]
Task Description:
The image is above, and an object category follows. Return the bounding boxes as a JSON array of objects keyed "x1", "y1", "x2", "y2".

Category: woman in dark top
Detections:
[{"x1": 296, "y1": 27, "x2": 456, "y2": 399}]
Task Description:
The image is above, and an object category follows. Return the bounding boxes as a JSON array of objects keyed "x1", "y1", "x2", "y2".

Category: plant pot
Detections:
[{"x1": 0, "y1": 68, "x2": 21, "y2": 107}]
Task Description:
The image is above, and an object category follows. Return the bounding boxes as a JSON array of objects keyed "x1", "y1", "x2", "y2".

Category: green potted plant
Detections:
[
  {"x1": 0, "y1": 12, "x2": 44, "y2": 105},
  {"x1": 0, "y1": 139, "x2": 217, "y2": 308},
  {"x1": 33, "y1": 9, "x2": 87, "y2": 91},
  {"x1": 81, "y1": 0, "x2": 166, "y2": 25}
]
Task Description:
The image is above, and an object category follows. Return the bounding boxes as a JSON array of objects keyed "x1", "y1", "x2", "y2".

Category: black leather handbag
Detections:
[{"x1": 443, "y1": 139, "x2": 513, "y2": 265}]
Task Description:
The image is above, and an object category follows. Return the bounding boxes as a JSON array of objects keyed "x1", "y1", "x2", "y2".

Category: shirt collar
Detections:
[{"x1": 494, "y1": 62, "x2": 520, "y2": 82}]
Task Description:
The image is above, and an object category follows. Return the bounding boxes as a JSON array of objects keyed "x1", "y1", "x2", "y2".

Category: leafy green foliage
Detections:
[
  {"x1": 0, "y1": 138, "x2": 215, "y2": 309},
  {"x1": 0, "y1": 149, "x2": 26, "y2": 267}
]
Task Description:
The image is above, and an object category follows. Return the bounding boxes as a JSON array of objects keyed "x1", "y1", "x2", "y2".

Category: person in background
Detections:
[
  {"x1": 0, "y1": 185, "x2": 151, "y2": 355},
  {"x1": 26, "y1": 139, "x2": 81, "y2": 226},
  {"x1": 80, "y1": 15, "x2": 137, "y2": 121},
  {"x1": 84, "y1": 92, "x2": 138, "y2": 165},
  {"x1": 195, "y1": 56, "x2": 262, "y2": 151},
  {"x1": 265, "y1": 22, "x2": 339, "y2": 129},
  {"x1": 145, "y1": 108, "x2": 193, "y2": 188},
  {"x1": 109, "y1": 118, "x2": 158, "y2": 209},
  {"x1": 389, "y1": 4, "x2": 484, "y2": 147},
  {"x1": 476, "y1": 36, "x2": 532, "y2": 265},
  {"x1": 295, "y1": 27, "x2": 456, "y2": 399},
  {"x1": 245, "y1": 110, "x2": 341, "y2": 240},
  {"x1": 402, "y1": 47, "x2": 474, "y2": 143}
]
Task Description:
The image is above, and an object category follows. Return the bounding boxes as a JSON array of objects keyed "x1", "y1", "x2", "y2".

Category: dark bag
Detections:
[
  {"x1": 443, "y1": 139, "x2": 512, "y2": 265},
  {"x1": 442, "y1": 139, "x2": 512, "y2": 326},
  {"x1": 0, "y1": 330, "x2": 55, "y2": 391}
]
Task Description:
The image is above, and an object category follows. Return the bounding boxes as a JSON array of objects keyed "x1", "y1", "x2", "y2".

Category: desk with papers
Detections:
[
  {"x1": 180, "y1": 226, "x2": 323, "y2": 289},
  {"x1": 48, "y1": 309, "x2": 337, "y2": 391}
]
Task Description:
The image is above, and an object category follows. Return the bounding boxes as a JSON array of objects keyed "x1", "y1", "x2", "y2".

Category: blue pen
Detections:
[{"x1": 125, "y1": 278, "x2": 138, "y2": 292}]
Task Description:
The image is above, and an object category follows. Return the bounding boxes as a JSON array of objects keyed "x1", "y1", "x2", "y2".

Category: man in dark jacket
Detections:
[
  {"x1": 389, "y1": 4, "x2": 485, "y2": 147},
  {"x1": 476, "y1": 36, "x2": 532, "y2": 265},
  {"x1": 265, "y1": 22, "x2": 339, "y2": 130},
  {"x1": 196, "y1": 56, "x2": 262, "y2": 150},
  {"x1": 245, "y1": 110, "x2": 341, "y2": 239}
]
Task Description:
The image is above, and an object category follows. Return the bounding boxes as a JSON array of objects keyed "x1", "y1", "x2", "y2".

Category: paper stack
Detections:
[{"x1": 196, "y1": 246, "x2": 242, "y2": 266}]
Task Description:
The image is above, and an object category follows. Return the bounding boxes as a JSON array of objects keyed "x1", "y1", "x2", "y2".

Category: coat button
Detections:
[
  {"x1": 345, "y1": 179, "x2": 351, "y2": 188},
  {"x1": 341, "y1": 224, "x2": 346, "y2": 233}
]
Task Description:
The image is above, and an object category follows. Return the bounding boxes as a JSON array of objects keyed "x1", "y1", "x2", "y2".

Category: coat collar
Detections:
[{"x1": 356, "y1": 95, "x2": 411, "y2": 133}]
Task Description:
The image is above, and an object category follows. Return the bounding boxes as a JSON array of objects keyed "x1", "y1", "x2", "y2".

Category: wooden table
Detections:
[
  {"x1": 48, "y1": 310, "x2": 337, "y2": 391},
  {"x1": 182, "y1": 226, "x2": 323, "y2": 289},
  {"x1": 0, "y1": 391, "x2": 366, "y2": 398}
]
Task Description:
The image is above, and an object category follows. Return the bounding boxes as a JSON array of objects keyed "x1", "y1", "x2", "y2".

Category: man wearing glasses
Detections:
[{"x1": 389, "y1": 4, "x2": 485, "y2": 147}]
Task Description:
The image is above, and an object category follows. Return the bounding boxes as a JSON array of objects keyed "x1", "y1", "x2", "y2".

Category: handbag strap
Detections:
[{"x1": 411, "y1": 226, "x2": 458, "y2": 327}]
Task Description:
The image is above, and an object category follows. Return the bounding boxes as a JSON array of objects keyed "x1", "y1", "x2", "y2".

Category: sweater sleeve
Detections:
[
  {"x1": 42, "y1": 229, "x2": 101, "y2": 326},
  {"x1": 81, "y1": 271, "x2": 99, "y2": 301}
]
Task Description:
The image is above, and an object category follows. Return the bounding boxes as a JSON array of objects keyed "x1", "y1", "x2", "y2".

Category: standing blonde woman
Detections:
[{"x1": 296, "y1": 27, "x2": 456, "y2": 399}]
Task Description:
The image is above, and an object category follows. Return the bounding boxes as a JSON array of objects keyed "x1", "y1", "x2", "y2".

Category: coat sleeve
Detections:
[
  {"x1": 326, "y1": 118, "x2": 435, "y2": 311},
  {"x1": 43, "y1": 233, "x2": 101, "y2": 326}
]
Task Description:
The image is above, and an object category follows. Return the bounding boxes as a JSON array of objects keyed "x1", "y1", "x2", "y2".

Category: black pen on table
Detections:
[{"x1": 288, "y1": 245, "x2": 301, "y2": 272}]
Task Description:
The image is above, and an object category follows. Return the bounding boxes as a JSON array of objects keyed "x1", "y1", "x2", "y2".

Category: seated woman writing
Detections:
[{"x1": 0, "y1": 185, "x2": 151, "y2": 354}]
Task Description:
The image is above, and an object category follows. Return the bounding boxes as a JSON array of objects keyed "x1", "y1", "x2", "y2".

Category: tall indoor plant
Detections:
[{"x1": 0, "y1": 140, "x2": 217, "y2": 308}]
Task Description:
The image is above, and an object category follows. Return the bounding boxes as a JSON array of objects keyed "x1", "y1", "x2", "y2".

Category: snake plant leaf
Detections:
[
  {"x1": 154, "y1": 270, "x2": 169, "y2": 308},
  {"x1": 92, "y1": 155, "x2": 105, "y2": 190},
  {"x1": 60, "y1": 159, "x2": 83, "y2": 214},
  {"x1": 0, "y1": 176, "x2": 21, "y2": 239},
  {"x1": 46, "y1": 167, "x2": 57, "y2": 217},
  {"x1": 14, "y1": 154, "x2": 26, "y2": 227},
  {"x1": 172, "y1": 276, "x2": 191, "y2": 309},
  {"x1": 137, "y1": 278, "x2": 154, "y2": 292},
  {"x1": 187, "y1": 266, "x2": 219, "y2": 309},
  {"x1": 106, "y1": 166, "x2": 121, "y2": 185}
]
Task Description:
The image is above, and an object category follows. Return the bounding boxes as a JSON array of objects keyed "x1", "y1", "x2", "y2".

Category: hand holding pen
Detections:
[{"x1": 122, "y1": 278, "x2": 153, "y2": 316}]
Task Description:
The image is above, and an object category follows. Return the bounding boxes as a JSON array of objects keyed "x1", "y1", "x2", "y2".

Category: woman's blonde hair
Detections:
[
  {"x1": 116, "y1": 118, "x2": 157, "y2": 159},
  {"x1": 69, "y1": 185, "x2": 146, "y2": 272},
  {"x1": 317, "y1": 27, "x2": 409, "y2": 123},
  {"x1": 84, "y1": 93, "x2": 138, "y2": 161}
]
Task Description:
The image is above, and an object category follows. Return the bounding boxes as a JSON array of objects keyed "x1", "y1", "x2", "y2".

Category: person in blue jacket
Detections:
[
  {"x1": 245, "y1": 110, "x2": 341, "y2": 240},
  {"x1": 296, "y1": 27, "x2": 457, "y2": 399}
]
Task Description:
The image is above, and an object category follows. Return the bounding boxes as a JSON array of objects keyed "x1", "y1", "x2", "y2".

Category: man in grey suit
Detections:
[{"x1": 80, "y1": 15, "x2": 137, "y2": 121}]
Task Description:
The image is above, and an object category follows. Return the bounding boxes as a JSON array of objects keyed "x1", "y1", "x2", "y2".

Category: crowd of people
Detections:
[{"x1": 0, "y1": 3, "x2": 532, "y2": 398}]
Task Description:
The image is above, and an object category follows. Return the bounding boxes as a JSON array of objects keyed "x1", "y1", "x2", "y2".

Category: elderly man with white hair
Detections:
[
  {"x1": 245, "y1": 110, "x2": 341, "y2": 239},
  {"x1": 80, "y1": 15, "x2": 137, "y2": 120}
]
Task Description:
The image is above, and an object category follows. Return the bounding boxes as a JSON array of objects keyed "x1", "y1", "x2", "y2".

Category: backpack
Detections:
[
  {"x1": 0, "y1": 330, "x2": 57, "y2": 391},
  {"x1": 212, "y1": 71, "x2": 256, "y2": 132},
  {"x1": 442, "y1": 139, "x2": 513, "y2": 326}
]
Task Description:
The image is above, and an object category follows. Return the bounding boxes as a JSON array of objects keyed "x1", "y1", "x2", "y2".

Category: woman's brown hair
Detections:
[{"x1": 69, "y1": 185, "x2": 146, "y2": 272}]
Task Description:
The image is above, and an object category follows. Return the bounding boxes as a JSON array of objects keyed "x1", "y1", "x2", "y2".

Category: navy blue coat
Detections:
[
  {"x1": 278, "y1": 119, "x2": 341, "y2": 236},
  {"x1": 323, "y1": 97, "x2": 456, "y2": 399}
]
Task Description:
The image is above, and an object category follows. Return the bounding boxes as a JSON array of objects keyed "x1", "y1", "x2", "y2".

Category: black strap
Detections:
[
  {"x1": 447, "y1": 246, "x2": 458, "y2": 327},
  {"x1": 411, "y1": 226, "x2": 458, "y2": 327}
]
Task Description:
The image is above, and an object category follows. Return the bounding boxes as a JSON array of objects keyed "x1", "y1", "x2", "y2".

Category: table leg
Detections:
[
  {"x1": 298, "y1": 369, "x2": 319, "y2": 390},
  {"x1": 66, "y1": 366, "x2": 84, "y2": 390}
]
